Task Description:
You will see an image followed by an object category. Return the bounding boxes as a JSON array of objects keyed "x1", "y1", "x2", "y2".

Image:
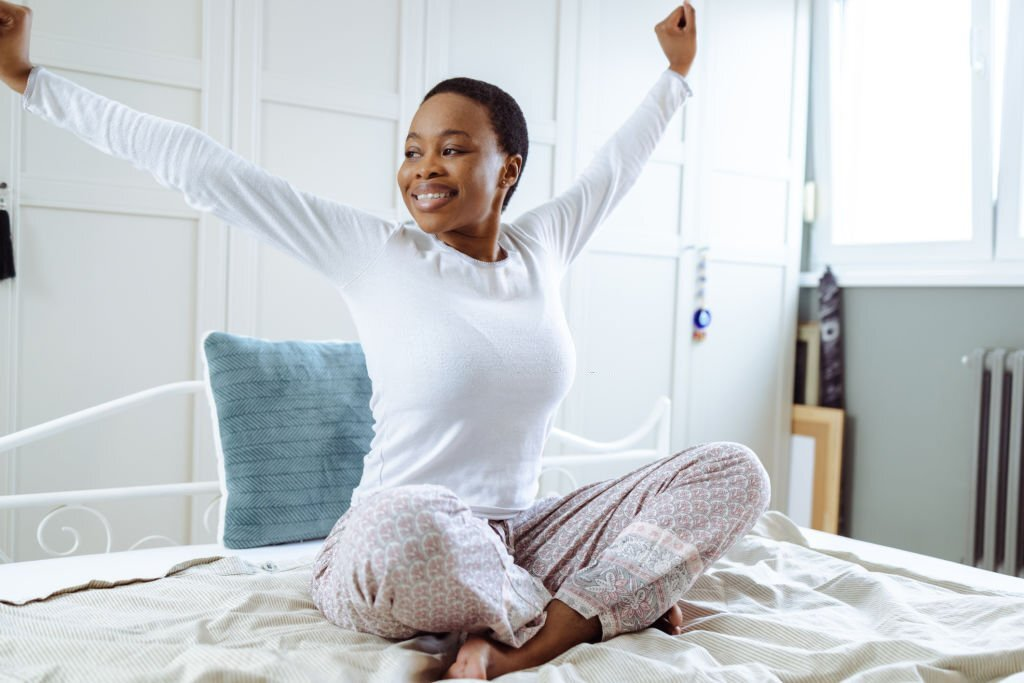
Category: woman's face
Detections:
[{"x1": 397, "y1": 93, "x2": 519, "y2": 235}]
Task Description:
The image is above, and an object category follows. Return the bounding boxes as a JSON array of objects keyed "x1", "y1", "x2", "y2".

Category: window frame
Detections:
[
  {"x1": 805, "y1": 0, "x2": 1024, "y2": 285},
  {"x1": 994, "y1": 0, "x2": 1024, "y2": 260}
]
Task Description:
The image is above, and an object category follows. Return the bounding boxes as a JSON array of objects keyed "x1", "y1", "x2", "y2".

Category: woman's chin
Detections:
[{"x1": 412, "y1": 214, "x2": 446, "y2": 231}]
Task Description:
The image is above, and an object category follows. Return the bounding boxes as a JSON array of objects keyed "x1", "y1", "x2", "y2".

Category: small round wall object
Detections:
[
  {"x1": 691, "y1": 247, "x2": 711, "y2": 342},
  {"x1": 692, "y1": 307, "x2": 711, "y2": 330}
]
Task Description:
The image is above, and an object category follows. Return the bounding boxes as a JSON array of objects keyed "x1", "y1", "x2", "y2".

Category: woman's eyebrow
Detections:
[{"x1": 406, "y1": 129, "x2": 472, "y2": 141}]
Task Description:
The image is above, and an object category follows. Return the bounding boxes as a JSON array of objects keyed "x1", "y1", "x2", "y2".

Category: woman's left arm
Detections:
[{"x1": 513, "y1": 3, "x2": 697, "y2": 273}]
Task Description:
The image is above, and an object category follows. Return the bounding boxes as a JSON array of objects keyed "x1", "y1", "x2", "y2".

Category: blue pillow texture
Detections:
[{"x1": 201, "y1": 330, "x2": 373, "y2": 549}]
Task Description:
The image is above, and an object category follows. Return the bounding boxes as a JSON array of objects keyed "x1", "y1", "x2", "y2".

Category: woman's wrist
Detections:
[
  {"x1": 3, "y1": 63, "x2": 33, "y2": 95},
  {"x1": 668, "y1": 63, "x2": 691, "y2": 78}
]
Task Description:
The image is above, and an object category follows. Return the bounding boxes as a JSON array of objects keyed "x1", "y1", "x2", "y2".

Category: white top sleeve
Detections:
[
  {"x1": 21, "y1": 66, "x2": 397, "y2": 290},
  {"x1": 513, "y1": 68, "x2": 694, "y2": 273}
]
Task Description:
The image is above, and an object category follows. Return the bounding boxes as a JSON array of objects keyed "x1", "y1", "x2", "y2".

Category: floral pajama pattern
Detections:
[{"x1": 309, "y1": 441, "x2": 771, "y2": 646}]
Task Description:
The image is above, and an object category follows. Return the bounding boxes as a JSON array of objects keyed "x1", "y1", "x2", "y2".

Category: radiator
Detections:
[{"x1": 964, "y1": 348, "x2": 1024, "y2": 578}]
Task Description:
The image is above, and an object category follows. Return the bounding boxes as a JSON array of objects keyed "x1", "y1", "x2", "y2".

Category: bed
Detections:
[{"x1": 2, "y1": 378, "x2": 1024, "y2": 682}]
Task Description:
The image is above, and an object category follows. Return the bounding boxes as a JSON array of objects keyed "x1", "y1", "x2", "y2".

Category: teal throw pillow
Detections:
[{"x1": 201, "y1": 330, "x2": 372, "y2": 549}]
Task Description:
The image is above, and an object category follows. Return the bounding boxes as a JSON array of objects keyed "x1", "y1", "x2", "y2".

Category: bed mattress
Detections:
[{"x1": 2, "y1": 510, "x2": 1023, "y2": 682}]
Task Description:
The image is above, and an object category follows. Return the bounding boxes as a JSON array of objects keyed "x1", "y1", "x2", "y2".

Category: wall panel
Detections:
[
  {"x1": 575, "y1": 251, "x2": 678, "y2": 449},
  {"x1": 707, "y1": 0, "x2": 796, "y2": 170},
  {"x1": 686, "y1": 261, "x2": 785, "y2": 458},
  {"x1": 14, "y1": 207, "x2": 198, "y2": 560},
  {"x1": 260, "y1": 103, "x2": 397, "y2": 209},
  {"x1": 446, "y1": 0, "x2": 559, "y2": 123},
  {"x1": 262, "y1": 0, "x2": 401, "y2": 95},
  {"x1": 29, "y1": 0, "x2": 204, "y2": 60}
]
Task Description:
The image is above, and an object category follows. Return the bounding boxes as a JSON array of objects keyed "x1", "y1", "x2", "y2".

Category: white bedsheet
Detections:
[
  {"x1": 800, "y1": 527, "x2": 1024, "y2": 594},
  {"x1": 2, "y1": 510, "x2": 1024, "y2": 682}
]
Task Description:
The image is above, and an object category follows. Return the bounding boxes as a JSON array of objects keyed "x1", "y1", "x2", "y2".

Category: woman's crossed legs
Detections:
[{"x1": 308, "y1": 441, "x2": 771, "y2": 678}]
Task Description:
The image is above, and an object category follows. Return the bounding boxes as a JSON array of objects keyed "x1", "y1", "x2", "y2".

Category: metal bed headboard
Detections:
[{"x1": 0, "y1": 382, "x2": 671, "y2": 563}]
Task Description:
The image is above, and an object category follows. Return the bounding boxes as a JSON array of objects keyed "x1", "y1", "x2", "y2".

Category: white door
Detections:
[
  {"x1": 526, "y1": 0, "x2": 811, "y2": 511},
  {"x1": 0, "y1": 0, "x2": 232, "y2": 560},
  {"x1": 684, "y1": 0, "x2": 811, "y2": 512},
  {"x1": 565, "y1": 0, "x2": 698, "y2": 467}
]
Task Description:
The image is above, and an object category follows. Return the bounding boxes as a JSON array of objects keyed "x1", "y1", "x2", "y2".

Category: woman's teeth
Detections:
[{"x1": 416, "y1": 192, "x2": 453, "y2": 199}]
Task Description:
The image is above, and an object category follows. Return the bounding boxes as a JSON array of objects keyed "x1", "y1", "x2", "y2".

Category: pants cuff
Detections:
[
  {"x1": 552, "y1": 585, "x2": 623, "y2": 642},
  {"x1": 500, "y1": 568, "x2": 554, "y2": 648}
]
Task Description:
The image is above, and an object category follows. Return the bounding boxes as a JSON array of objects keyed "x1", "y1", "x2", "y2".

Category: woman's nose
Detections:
[{"x1": 416, "y1": 151, "x2": 444, "y2": 178}]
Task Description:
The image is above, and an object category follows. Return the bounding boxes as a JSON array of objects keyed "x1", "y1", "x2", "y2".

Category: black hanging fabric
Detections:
[
  {"x1": 0, "y1": 208, "x2": 14, "y2": 281},
  {"x1": 818, "y1": 266, "x2": 843, "y2": 408}
]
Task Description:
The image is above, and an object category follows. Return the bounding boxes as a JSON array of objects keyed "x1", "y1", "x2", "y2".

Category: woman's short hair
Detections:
[{"x1": 422, "y1": 77, "x2": 528, "y2": 213}]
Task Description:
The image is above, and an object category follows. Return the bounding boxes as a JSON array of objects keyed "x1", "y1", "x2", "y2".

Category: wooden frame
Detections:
[
  {"x1": 791, "y1": 404, "x2": 844, "y2": 534},
  {"x1": 796, "y1": 322, "x2": 821, "y2": 405}
]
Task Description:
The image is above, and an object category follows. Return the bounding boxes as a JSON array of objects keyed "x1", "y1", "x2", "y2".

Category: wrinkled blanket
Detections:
[{"x1": 2, "y1": 510, "x2": 1023, "y2": 682}]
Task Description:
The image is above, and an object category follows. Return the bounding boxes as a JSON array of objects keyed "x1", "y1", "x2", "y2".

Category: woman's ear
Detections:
[{"x1": 502, "y1": 154, "x2": 523, "y2": 187}]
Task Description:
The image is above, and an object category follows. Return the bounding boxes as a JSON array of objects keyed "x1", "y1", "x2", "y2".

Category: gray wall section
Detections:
[{"x1": 798, "y1": 286, "x2": 1024, "y2": 563}]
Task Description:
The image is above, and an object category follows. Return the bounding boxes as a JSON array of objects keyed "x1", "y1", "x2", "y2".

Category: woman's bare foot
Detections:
[
  {"x1": 442, "y1": 634, "x2": 507, "y2": 680},
  {"x1": 441, "y1": 601, "x2": 684, "y2": 680},
  {"x1": 652, "y1": 602, "x2": 684, "y2": 636},
  {"x1": 442, "y1": 599, "x2": 600, "y2": 680}
]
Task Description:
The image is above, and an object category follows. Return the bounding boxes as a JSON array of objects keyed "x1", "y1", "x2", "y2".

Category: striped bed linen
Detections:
[{"x1": 1, "y1": 510, "x2": 1023, "y2": 682}]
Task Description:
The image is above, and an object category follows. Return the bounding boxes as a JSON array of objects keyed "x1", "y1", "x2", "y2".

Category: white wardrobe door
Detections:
[
  {"x1": 686, "y1": 0, "x2": 811, "y2": 511},
  {"x1": 1, "y1": 0, "x2": 220, "y2": 561},
  {"x1": 567, "y1": 0, "x2": 695, "y2": 457},
  {"x1": 232, "y1": 0, "x2": 409, "y2": 343}
]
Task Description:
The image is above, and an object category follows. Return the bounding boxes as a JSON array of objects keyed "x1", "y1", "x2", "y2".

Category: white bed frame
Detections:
[
  {"x1": 6, "y1": 381, "x2": 1024, "y2": 603},
  {"x1": 0, "y1": 381, "x2": 672, "y2": 563}
]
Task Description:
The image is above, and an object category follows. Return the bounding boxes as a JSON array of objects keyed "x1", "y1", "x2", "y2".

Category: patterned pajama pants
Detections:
[{"x1": 308, "y1": 441, "x2": 771, "y2": 646}]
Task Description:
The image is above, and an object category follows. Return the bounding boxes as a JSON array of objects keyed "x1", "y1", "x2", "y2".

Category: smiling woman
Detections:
[
  {"x1": 397, "y1": 76, "x2": 529, "y2": 262},
  {"x1": 0, "y1": 1, "x2": 779, "y2": 680}
]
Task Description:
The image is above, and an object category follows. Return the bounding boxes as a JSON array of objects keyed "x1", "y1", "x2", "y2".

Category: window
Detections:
[{"x1": 807, "y1": 0, "x2": 1024, "y2": 284}]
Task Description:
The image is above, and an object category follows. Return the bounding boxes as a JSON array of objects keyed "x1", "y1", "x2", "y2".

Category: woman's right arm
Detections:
[
  {"x1": 511, "y1": 4, "x2": 696, "y2": 275},
  {"x1": 20, "y1": 65, "x2": 397, "y2": 290}
]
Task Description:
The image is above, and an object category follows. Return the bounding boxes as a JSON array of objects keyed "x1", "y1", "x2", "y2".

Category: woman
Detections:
[{"x1": 0, "y1": 2, "x2": 771, "y2": 679}]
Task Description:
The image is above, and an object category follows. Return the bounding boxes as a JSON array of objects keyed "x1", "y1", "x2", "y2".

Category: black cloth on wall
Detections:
[{"x1": 0, "y1": 209, "x2": 14, "y2": 281}]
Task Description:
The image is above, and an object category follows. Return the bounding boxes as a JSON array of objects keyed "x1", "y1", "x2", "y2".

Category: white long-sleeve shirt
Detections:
[{"x1": 22, "y1": 65, "x2": 693, "y2": 519}]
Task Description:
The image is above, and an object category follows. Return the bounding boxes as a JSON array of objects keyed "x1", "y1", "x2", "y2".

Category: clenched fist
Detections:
[
  {"x1": 656, "y1": 2, "x2": 697, "y2": 78},
  {"x1": 0, "y1": 0, "x2": 33, "y2": 94}
]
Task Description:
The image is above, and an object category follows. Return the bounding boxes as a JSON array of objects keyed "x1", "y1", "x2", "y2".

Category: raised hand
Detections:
[
  {"x1": 655, "y1": 2, "x2": 697, "y2": 78},
  {"x1": 0, "y1": 0, "x2": 33, "y2": 94}
]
